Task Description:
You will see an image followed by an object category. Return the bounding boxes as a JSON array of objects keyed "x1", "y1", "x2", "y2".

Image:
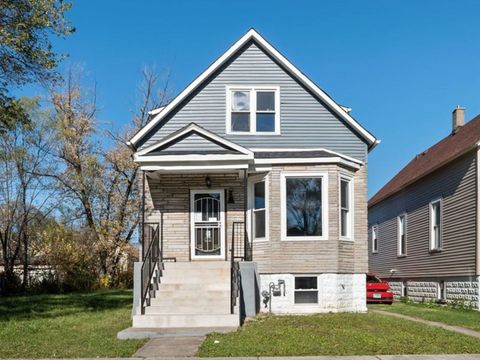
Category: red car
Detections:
[{"x1": 366, "y1": 273, "x2": 393, "y2": 304}]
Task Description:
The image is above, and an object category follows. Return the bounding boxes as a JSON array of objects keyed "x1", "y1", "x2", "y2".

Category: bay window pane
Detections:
[
  {"x1": 254, "y1": 210, "x2": 266, "y2": 239},
  {"x1": 254, "y1": 182, "x2": 265, "y2": 209},
  {"x1": 232, "y1": 91, "x2": 250, "y2": 111},
  {"x1": 231, "y1": 113, "x2": 250, "y2": 132},
  {"x1": 256, "y1": 91, "x2": 275, "y2": 111},
  {"x1": 341, "y1": 180, "x2": 349, "y2": 209},
  {"x1": 286, "y1": 178, "x2": 322, "y2": 237},
  {"x1": 256, "y1": 113, "x2": 275, "y2": 132}
]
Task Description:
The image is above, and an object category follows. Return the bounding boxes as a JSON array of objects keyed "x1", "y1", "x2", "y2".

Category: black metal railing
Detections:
[
  {"x1": 140, "y1": 222, "x2": 161, "y2": 315},
  {"x1": 230, "y1": 221, "x2": 252, "y2": 313}
]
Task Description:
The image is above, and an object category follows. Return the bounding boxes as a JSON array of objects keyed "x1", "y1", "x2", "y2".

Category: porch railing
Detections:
[
  {"x1": 140, "y1": 222, "x2": 162, "y2": 315},
  {"x1": 230, "y1": 221, "x2": 251, "y2": 313}
]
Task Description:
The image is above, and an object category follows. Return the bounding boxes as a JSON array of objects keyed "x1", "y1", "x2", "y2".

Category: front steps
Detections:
[{"x1": 133, "y1": 261, "x2": 239, "y2": 328}]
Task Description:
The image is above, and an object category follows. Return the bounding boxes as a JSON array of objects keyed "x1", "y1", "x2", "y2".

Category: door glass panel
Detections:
[{"x1": 193, "y1": 193, "x2": 222, "y2": 256}]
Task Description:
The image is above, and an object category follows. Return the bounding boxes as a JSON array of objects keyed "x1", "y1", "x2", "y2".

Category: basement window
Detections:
[{"x1": 294, "y1": 276, "x2": 318, "y2": 304}]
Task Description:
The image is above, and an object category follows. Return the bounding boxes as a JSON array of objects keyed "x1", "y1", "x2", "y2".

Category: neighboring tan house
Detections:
[
  {"x1": 369, "y1": 107, "x2": 480, "y2": 308},
  {"x1": 127, "y1": 29, "x2": 378, "y2": 330}
]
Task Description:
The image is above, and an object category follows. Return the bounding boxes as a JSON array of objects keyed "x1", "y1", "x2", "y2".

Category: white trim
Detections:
[
  {"x1": 128, "y1": 29, "x2": 378, "y2": 147},
  {"x1": 397, "y1": 213, "x2": 407, "y2": 256},
  {"x1": 429, "y1": 198, "x2": 443, "y2": 251},
  {"x1": 135, "y1": 154, "x2": 253, "y2": 162},
  {"x1": 226, "y1": 85, "x2": 281, "y2": 135},
  {"x1": 254, "y1": 157, "x2": 361, "y2": 170},
  {"x1": 251, "y1": 147, "x2": 364, "y2": 165},
  {"x1": 140, "y1": 164, "x2": 249, "y2": 171},
  {"x1": 247, "y1": 174, "x2": 270, "y2": 243},
  {"x1": 190, "y1": 189, "x2": 225, "y2": 260},
  {"x1": 371, "y1": 225, "x2": 378, "y2": 254},
  {"x1": 280, "y1": 171, "x2": 329, "y2": 241},
  {"x1": 135, "y1": 123, "x2": 253, "y2": 157},
  {"x1": 339, "y1": 174, "x2": 354, "y2": 241}
]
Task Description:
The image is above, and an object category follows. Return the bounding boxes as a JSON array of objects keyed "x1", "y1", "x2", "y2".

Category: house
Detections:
[
  {"x1": 127, "y1": 29, "x2": 378, "y2": 330},
  {"x1": 368, "y1": 107, "x2": 480, "y2": 308}
]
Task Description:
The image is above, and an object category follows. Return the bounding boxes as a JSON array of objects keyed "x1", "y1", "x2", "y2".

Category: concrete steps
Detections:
[{"x1": 134, "y1": 261, "x2": 239, "y2": 329}]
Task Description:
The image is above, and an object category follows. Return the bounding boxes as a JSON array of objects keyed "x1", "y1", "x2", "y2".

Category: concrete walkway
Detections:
[
  {"x1": 372, "y1": 309, "x2": 480, "y2": 339},
  {"x1": 126, "y1": 355, "x2": 480, "y2": 359},
  {"x1": 133, "y1": 336, "x2": 205, "y2": 358}
]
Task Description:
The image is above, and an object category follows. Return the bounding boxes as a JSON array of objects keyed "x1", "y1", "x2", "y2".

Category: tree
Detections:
[
  {"x1": 0, "y1": 97, "x2": 59, "y2": 290},
  {"x1": 48, "y1": 68, "x2": 169, "y2": 285},
  {"x1": 0, "y1": 0, "x2": 73, "y2": 131}
]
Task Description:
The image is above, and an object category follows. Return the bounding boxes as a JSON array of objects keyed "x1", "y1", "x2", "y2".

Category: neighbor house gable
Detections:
[{"x1": 129, "y1": 29, "x2": 378, "y2": 162}]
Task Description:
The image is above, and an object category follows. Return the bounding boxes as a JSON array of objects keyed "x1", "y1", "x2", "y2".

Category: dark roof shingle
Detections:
[{"x1": 369, "y1": 115, "x2": 480, "y2": 208}]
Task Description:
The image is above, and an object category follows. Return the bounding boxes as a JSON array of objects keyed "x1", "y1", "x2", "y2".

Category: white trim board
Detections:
[
  {"x1": 135, "y1": 123, "x2": 254, "y2": 157},
  {"x1": 128, "y1": 29, "x2": 378, "y2": 149}
]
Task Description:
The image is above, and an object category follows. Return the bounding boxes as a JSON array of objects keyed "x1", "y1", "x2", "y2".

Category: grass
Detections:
[
  {"x1": 199, "y1": 312, "x2": 480, "y2": 357},
  {"x1": 374, "y1": 301, "x2": 480, "y2": 332},
  {"x1": 0, "y1": 289, "x2": 146, "y2": 358}
]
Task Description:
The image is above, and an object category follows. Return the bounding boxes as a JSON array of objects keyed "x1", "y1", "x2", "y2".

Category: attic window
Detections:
[{"x1": 227, "y1": 86, "x2": 280, "y2": 135}]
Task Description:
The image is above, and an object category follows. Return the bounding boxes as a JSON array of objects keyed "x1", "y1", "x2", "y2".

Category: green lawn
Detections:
[
  {"x1": 0, "y1": 289, "x2": 146, "y2": 358},
  {"x1": 199, "y1": 312, "x2": 480, "y2": 357},
  {"x1": 374, "y1": 302, "x2": 480, "y2": 332}
]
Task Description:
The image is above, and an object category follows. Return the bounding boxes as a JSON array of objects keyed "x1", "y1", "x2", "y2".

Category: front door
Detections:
[{"x1": 190, "y1": 190, "x2": 225, "y2": 260}]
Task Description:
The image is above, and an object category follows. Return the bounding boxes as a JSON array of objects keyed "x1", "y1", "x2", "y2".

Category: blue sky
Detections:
[{"x1": 22, "y1": 0, "x2": 480, "y2": 197}]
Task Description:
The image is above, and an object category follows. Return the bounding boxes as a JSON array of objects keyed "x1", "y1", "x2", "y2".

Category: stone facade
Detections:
[
  {"x1": 259, "y1": 273, "x2": 367, "y2": 314},
  {"x1": 387, "y1": 277, "x2": 480, "y2": 308}
]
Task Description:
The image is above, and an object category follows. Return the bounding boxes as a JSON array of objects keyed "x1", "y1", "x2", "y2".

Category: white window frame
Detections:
[
  {"x1": 293, "y1": 275, "x2": 319, "y2": 305},
  {"x1": 280, "y1": 171, "x2": 329, "y2": 241},
  {"x1": 371, "y1": 225, "x2": 378, "y2": 254},
  {"x1": 339, "y1": 174, "x2": 354, "y2": 241},
  {"x1": 248, "y1": 174, "x2": 269, "y2": 242},
  {"x1": 226, "y1": 85, "x2": 280, "y2": 135},
  {"x1": 437, "y1": 281, "x2": 446, "y2": 301},
  {"x1": 397, "y1": 213, "x2": 407, "y2": 257},
  {"x1": 430, "y1": 198, "x2": 443, "y2": 251}
]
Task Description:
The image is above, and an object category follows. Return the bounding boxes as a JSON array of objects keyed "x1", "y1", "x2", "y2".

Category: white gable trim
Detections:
[
  {"x1": 128, "y1": 29, "x2": 378, "y2": 148},
  {"x1": 135, "y1": 123, "x2": 254, "y2": 157}
]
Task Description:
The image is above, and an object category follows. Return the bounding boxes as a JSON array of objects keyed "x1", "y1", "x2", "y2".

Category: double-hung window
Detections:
[
  {"x1": 294, "y1": 276, "x2": 318, "y2": 304},
  {"x1": 397, "y1": 214, "x2": 407, "y2": 256},
  {"x1": 371, "y1": 225, "x2": 378, "y2": 253},
  {"x1": 253, "y1": 179, "x2": 267, "y2": 241},
  {"x1": 227, "y1": 87, "x2": 279, "y2": 134},
  {"x1": 430, "y1": 199, "x2": 442, "y2": 251},
  {"x1": 340, "y1": 176, "x2": 353, "y2": 239},
  {"x1": 281, "y1": 172, "x2": 327, "y2": 241}
]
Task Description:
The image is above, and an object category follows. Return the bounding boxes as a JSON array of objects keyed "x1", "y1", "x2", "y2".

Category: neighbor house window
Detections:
[
  {"x1": 281, "y1": 172, "x2": 327, "y2": 240},
  {"x1": 397, "y1": 214, "x2": 407, "y2": 256},
  {"x1": 371, "y1": 225, "x2": 378, "y2": 253},
  {"x1": 227, "y1": 86, "x2": 279, "y2": 134},
  {"x1": 253, "y1": 180, "x2": 266, "y2": 240},
  {"x1": 340, "y1": 176, "x2": 353, "y2": 239},
  {"x1": 294, "y1": 276, "x2": 318, "y2": 304},
  {"x1": 430, "y1": 199, "x2": 442, "y2": 251}
]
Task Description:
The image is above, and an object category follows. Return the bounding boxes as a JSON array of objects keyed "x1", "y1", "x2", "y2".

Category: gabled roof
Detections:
[
  {"x1": 369, "y1": 115, "x2": 480, "y2": 208},
  {"x1": 128, "y1": 28, "x2": 378, "y2": 149},
  {"x1": 135, "y1": 123, "x2": 253, "y2": 159}
]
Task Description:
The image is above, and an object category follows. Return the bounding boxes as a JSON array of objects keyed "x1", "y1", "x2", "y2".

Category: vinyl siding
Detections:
[
  {"x1": 368, "y1": 151, "x2": 477, "y2": 278},
  {"x1": 137, "y1": 41, "x2": 368, "y2": 161}
]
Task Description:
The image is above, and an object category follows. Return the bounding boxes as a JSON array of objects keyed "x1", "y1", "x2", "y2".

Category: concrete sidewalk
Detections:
[{"x1": 372, "y1": 309, "x2": 480, "y2": 339}]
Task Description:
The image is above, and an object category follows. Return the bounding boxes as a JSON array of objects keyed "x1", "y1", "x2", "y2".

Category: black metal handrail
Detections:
[
  {"x1": 230, "y1": 221, "x2": 251, "y2": 313},
  {"x1": 140, "y1": 222, "x2": 161, "y2": 315}
]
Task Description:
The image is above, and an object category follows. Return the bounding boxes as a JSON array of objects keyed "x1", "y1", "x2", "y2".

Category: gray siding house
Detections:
[
  {"x1": 128, "y1": 29, "x2": 378, "y2": 330},
  {"x1": 369, "y1": 108, "x2": 480, "y2": 308}
]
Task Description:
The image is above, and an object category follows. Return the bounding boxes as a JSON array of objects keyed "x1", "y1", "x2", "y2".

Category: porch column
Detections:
[
  {"x1": 141, "y1": 170, "x2": 145, "y2": 260},
  {"x1": 243, "y1": 168, "x2": 249, "y2": 260}
]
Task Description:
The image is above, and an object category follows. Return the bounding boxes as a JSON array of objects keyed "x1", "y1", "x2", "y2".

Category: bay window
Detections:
[
  {"x1": 340, "y1": 176, "x2": 353, "y2": 239},
  {"x1": 281, "y1": 172, "x2": 328, "y2": 241}
]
